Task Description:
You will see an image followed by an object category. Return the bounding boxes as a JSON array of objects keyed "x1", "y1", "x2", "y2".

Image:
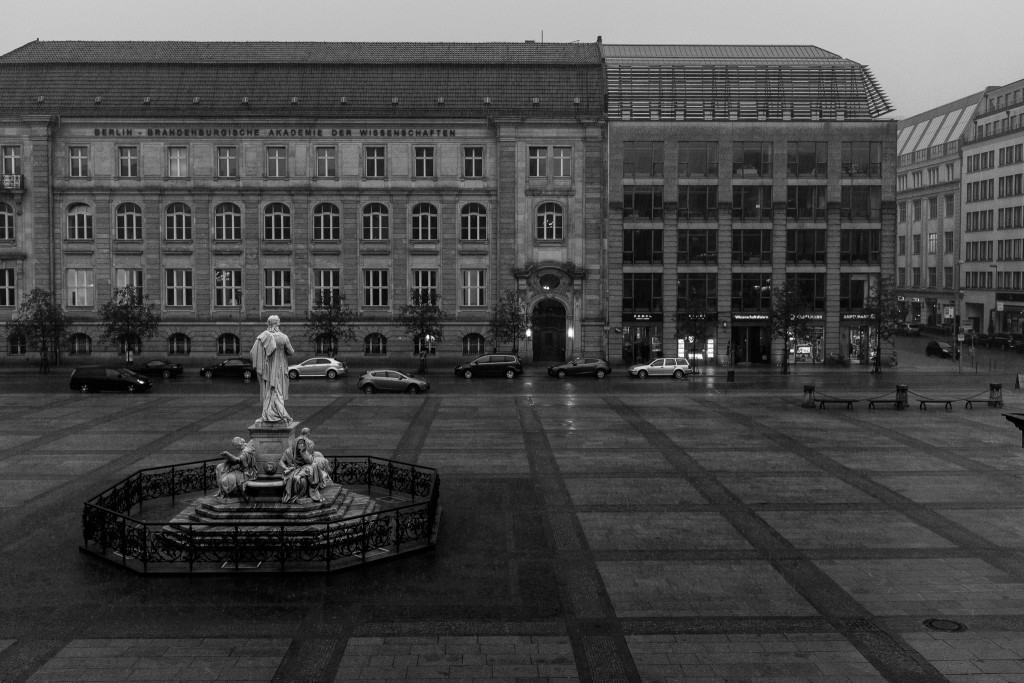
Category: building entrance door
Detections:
[{"x1": 532, "y1": 300, "x2": 566, "y2": 363}]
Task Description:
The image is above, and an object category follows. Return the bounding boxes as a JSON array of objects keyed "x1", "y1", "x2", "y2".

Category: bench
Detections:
[
  {"x1": 918, "y1": 399, "x2": 953, "y2": 411},
  {"x1": 868, "y1": 399, "x2": 905, "y2": 410},
  {"x1": 817, "y1": 399, "x2": 857, "y2": 410}
]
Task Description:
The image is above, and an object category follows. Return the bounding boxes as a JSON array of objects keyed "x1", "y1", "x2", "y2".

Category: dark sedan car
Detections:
[
  {"x1": 199, "y1": 357, "x2": 254, "y2": 379},
  {"x1": 986, "y1": 333, "x2": 1024, "y2": 351},
  {"x1": 132, "y1": 359, "x2": 184, "y2": 378},
  {"x1": 454, "y1": 354, "x2": 523, "y2": 379},
  {"x1": 547, "y1": 357, "x2": 611, "y2": 379},
  {"x1": 70, "y1": 366, "x2": 152, "y2": 393},
  {"x1": 925, "y1": 340, "x2": 960, "y2": 360}
]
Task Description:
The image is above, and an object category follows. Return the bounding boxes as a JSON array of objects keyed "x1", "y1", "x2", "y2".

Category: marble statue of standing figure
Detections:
[
  {"x1": 215, "y1": 437, "x2": 258, "y2": 500},
  {"x1": 250, "y1": 315, "x2": 295, "y2": 424}
]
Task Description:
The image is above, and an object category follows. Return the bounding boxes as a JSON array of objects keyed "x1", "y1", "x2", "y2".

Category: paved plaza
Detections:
[{"x1": 2, "y1": 365, "x2": 1024, "y2": 681}]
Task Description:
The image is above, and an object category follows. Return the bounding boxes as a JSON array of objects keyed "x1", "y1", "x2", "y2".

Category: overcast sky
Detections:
[{"x1": 3, "y1": 0, "x2": 1021, "y2": 118}]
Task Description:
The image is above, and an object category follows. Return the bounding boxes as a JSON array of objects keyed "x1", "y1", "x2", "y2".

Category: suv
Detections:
[
  {"x1": 70, "y1": 366, "x2": 152, "y2": 393},
  {"x1": 986, "y1": 333, "x2": 1024, "y2": 351},
  {"x1": 628, "y1": 357, "x2": 693, "y2": 379},
  {"x1": 454, "y1": 354, "x2": 523, "y2": 379}
]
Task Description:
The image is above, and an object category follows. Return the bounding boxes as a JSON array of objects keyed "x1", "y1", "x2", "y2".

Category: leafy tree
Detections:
[
  {"x1": 489, "y1": 290, "x2": 530, "y2": 353},
  {"x1": 303, "y1": 292, "x2": 358, "y2": 356},
  {"x1": 864, "y1": 275, "x2": 903, "y2": 372},
  {"x1": 395, "y1": 291, "x2": 448, "y2": 371},
  {"x1": 5, "y1": 288, "x2": 72, "y2": 373},
  {"x1": 98, "y1": 285, "x2": 161, "y2": 363},
  {"x1": 767, "y1": 279, "x2": 812, "y2": 375}
]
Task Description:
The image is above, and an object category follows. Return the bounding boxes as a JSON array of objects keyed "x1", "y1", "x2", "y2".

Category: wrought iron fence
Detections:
[{"x1": 81, "y1": 456, "x2": 440, "y2": 574}]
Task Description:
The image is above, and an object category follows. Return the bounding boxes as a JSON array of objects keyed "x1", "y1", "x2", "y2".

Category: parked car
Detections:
[
  {"x1": 454, "y1": 354, "x2": 523, "y2": 379},
  {"x1": 985, "y1": 333, "x2": 1023, "y2": 351},
  {"x1": 287, "y1": 357, "x2": 347, "y2": 379},
  {"x1": 199, "y1": 357, "x2": 254, "y2": 379},
  {"x1": 925, "y1": 340, "x2": 960, "y2": 360},
  {"x1": 547, "y1": 357, "x2": 611, "y2": 379},
  {"x1": 132, "y1": 359, "x2": 184, "y2": 378},
  {"x1": 70, "y1": 366, "x2": 152, "y2": 393},
  {"x1": 896, "y1": 322, "x2": 922, "y2": 336},
  {"x1": 628, "y1": 357, "x2": 693, "y2": 379},
  {"x1": 357, "y1": 369, "x2": 430, "y2": 394}
]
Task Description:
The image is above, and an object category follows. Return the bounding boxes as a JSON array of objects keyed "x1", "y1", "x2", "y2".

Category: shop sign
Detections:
[
  {"x1": 840, "y1": 313, "x2": 875, "y2": 321},
  {"x1": 732, "y1": 313, "x2": 768, "y2": 321},
  {"x1": 623, "y1": 313, "x2": 663, "y2": 323},
  {"x1": 795, "y1": 313, "x2": 823, "y2": 320}
]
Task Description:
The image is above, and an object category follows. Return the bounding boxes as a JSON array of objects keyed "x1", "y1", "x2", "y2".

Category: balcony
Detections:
[{"x1": 1, "y1": 175, "x2": 23, "y2": 191}]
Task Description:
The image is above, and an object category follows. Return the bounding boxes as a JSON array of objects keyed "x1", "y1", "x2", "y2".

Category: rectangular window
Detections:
[
  {"x1": 1, "y1": 145, "x2": 21, "y2": 175},
  {"x1": 842, "y1": 141, "x2": 882, "y2": 177},
  {"x1": 786, "y1": 186, "x2": 827, "y2": 221},
  {"x1": 678, "y1": 141, "x2": 719, "y2": 177},
  {"x1": 263, "y1": 269, "x2": 291, "y2": 307},
  {"x1": 732, "y1": 142, "x2": 772, "y2": 177},
  {"x1": 463, "y1": 146, "x2": 484, "y2": 178},
  {"x1": 928, "y1": 196, "x2": 938, "y2": 219},
  {"x1": 622, "y1": 273, "x2": 663, "y2": 313},
  {"x1": 790, "y1": 273, "x2": 826, "y2": 311},
  {"x1": 364, "y1": 146, "x2": 386, "y2": 177},
  {"x1": 786, "y1": 141, "x2": 827, "y2": 177},
  {"x1": 731, "y1": 185, "x2": 772, "y2": 221},
  {"x1": 118, "y1": 146, "x2": 138, "y2": 178},
  {"x1": 677, "y1": 186, "x2": 718, "y2": 220},
  {"x1": 67, "y1": 269, "x2": 93, "y2": 307},
  {"x1": 912, "y1": 267, "x2": 921, "y2": 287},
  {"x1": 839, "y1": 274, "x2": 869, "y2": 310},
  {"x1": 266, "y1": 146, "x2": 287, "y2": 178},
  {"x1": 69, "y1": 146, "x2": 89, "y2": 177},
  {"x1": 677, "y1": 229, "x2": 718, "y2": 265},
  {"x1": 912, "y1": 234, "x2": 921, "y2": 255},
  {"x1": 363, "y1": 269, "x2": 389, "y2": 307},
  {"x1": 217, "y1": 147, "x2": 238, "y2": 178},
  {"x1": 411, "y1": 269, "x2": 438, "y2": 303},
  {"x1": 731, "y1": 272, "x2": 772, "y2": 312},
  {"x1": 167, "y1": 146, "x2": 188, "y2": 177},
  {"x1": 676, "y1": 273, "x2": 717, "y2": 312},
  {"x1": 945, "y1": 194, "x2": 955, "y2": 217},
  {"x1": 115, "y1": 269, "x2": 143, "y2": 297},
  {"x1": 0, "y1": 205, "x2": 12, "y2": 240},
  {"x1": 622, "y1": 142, "x2": 664, "y2": 177},
  {"x1": 786, "y1": 229, "x2": 827, "y2": 264},
  {"x1": 214, "y1": 269, "x2": 243, "y2": 307},
  {"x1": 899, "y1": 202, "x2": 907, "y2": 223},
  {"x1": 840, "y1": 186, "x2": 882, "y2": 221},
  {"x1": 913, "y1": 200, "x2": 922, "y2": 220},
  {"x1": 898, "y1": 235, "x2": 906, "y2": 255},
  {"x1": 461, "y1": 269, "x2": 486, "y2": 307},
  {"x1": 622, "y1": 186, "x2": 664, "y2": 220},
  {"x1": 552, "y1": 146, "x2": 572, "y2": 178},
  {"x1": 315, "y1": 147, "x2": 337, "y2": 178},
  {"x1": 928, "y1": 232, "x2": 938, "y2": 253},
  {"x1": 622, "y1": 229, "x2": 664, "y2": 264},
  {"x1": 840, "y1": 229, "x2": 881, "y2": 264},
  {"x1": 732, "y1": 229, "x2": 772, "y2": 264},
  {"x1": 945, "y1": 231, "x2": 954, "y2": 252},
  {"x1": 928, "y1": 267, "x2": 937, "y2": 288},
  {"x1": 313, "y1": 269, "x2": 341, "y2": 307},
  {"x1": 528, "y1": 146, "x2": 547, "y2": 177},
  {"x1": 165, "y1": 269, "x2": 193, "y2": 307},
  {"x1": 0, "y1": 268, "x2": 13, "y2": 306},
  {"x1": 414, "y1": 147, "x2": 435, "y2": 178}
]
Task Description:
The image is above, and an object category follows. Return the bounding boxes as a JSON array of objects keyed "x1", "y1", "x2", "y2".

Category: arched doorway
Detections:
[{"x1": 532, "y1": 299, "x2": 566, "y2": 363}]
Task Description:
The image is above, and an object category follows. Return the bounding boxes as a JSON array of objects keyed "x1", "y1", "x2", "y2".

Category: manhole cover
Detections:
[{"x1": 923, "y1": 618, "x2": 966, "y2": 632}]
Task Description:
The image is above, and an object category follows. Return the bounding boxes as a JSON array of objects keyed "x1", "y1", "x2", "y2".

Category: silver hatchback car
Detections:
[
  {"x1": 287, "y1": 357, "x2": 348, "y2": 379},
  {"x1": 628, "y1": 357, "x2": 693, "y2": 379}
]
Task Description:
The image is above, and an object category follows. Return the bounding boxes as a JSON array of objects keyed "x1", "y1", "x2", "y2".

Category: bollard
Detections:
[
  {"x1": 802, "y1": 384, "x2": 815, "y2": 408},
  {"x1": 989, "y1": 383, "x2": 1004, "y2": 408},
  {"x1": 727, "y1": 370, "x2": 735, "y2": 382},
  {"x1": 896, "y1": 384, "x2": 908, "y2": 408}
]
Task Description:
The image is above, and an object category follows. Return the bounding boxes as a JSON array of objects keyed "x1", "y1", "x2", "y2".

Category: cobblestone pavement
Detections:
[{"x1": 2, "y1": 370, "x2": 1024, "y2": 682}]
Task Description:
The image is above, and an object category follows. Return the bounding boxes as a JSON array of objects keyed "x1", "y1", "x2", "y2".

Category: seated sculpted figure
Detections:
[
  {"x1": 215, "y1": 437, "x2": 258, "y2": 501},
  {"x1": 279, "y1": 429, "x2": 332, "y2": 503}
]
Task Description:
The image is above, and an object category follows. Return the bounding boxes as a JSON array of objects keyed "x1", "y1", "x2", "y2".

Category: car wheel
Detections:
[
  {"x1": 673, "y1": 369, "x2": 684, "y2": 379},
  {"x1": 406, "y1": 385, "x2": 420, "y2": 394},
  {"x1": 78, "y1": 383, "x2": 89, "y2": 393},
  {"x1": 505, "y1": 369, "x2": 516, "y2": 379},
  {"x1": 327, "y1": 369, "x2": 338, "y2": 379},
  {"x1": 557, "y1": 370, "x2": 567, "y2": 379},
  {"x1": 596, "y1": 369, "x2": 606, "y2": 379},
  {"x1": 162, "y1": 370, "x2": 172, "y2": 379},
  {"x1": 242, "y1": 369, "x2": 254, "y2": 380},
  {"x1": 288, "y1": 370, "x2": 299, "y2": 379},
  {"x1": 127, "y1": 384, "x2": 137, "y2": 393},
  {"x1": 638, "y1": 370, "x2": 648, "y2": 379},
  {"x1": 203, "y1": 370, "x2": 213, "y2": 379},
  {"x1": 463, "y1": 370, "x2": 473, "y2": 379},
  {"x1": 363, "y1": 384, "x2": 375, "y2": 394}
]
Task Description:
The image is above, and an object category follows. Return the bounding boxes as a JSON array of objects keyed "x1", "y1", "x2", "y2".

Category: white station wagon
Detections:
[{"x1": 627, "y1": 357, "x2": 693, "y2": 379}]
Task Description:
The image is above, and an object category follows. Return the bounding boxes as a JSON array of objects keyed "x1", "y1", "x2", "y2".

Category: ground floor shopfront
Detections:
[{"x1": 964, "y1": 292, "x2": 1024, "y2": 336}]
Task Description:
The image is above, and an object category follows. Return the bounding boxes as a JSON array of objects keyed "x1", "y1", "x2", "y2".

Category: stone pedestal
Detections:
[{"x1": 246, "y1": 419, "x2": 300, "y2": 498}]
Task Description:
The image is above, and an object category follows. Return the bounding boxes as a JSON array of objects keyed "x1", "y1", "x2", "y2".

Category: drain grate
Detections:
[{"x1": 923, "y1": 618, "x2": 966, "y2": 632}]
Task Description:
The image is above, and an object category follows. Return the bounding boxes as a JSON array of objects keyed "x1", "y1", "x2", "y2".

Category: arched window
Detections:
[
  {"x1": 167, "y1": 333, "x2": 191, "y2": 355},
  {"x1": 68, "y1": 333, "x2": 92, "y2": 355},
  {"x1": 460, "y1": 203, "x2": 487, "y2": 240},
  {"x1": 315, "y1": 333, "x2": 337, "y2": 355},
  {"x1": 165, "y1": 203, "x2": 192, "y2": 240},
  {"x1": 364, "y1": 333, "x2": 387, "y2": 356},
  {"x1": 115, "y1": 203, "x2": 143, "y2": 241},
  {"x1": 463, "y1": 333, "x2": 486, "y2": 355},
  {"x1": 264, "y1": 203, "x2": 291, "y2": 240},
  {"x1": 362, "y1": 203, "x2": 389, "y2": 240},
  {"x1": 414, "y1": 334, "x2": 436, "y2": 355},
  {"x1": 410, "y1": 203, "x2": 438, "y2": 241},
  {"x1": 0, "y1": 202, "x2": 14, "y2": 240},
  {"x1": 536, "y1": 202, "x2": 564, "y2": 240},
  {"x1": 67, "y1": 203, "x2": 93, "y2": 240},
  {"x1": 312, "y1": 203, "x2": 340, "y2": 241},
  {"x1": 217, "y1": 333, "x2": 240, "y2": 355},
  {"x1": 7, "y1": 333, "x2": 26, "y2": 355},
  {"x1": 214, "y1": 203, "x2": 242, "y2": 241}
]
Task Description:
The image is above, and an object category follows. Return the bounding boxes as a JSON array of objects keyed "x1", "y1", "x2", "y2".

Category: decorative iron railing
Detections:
[{"x1": 81, "y1": 456, "x2": 440, "y2": 574}]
